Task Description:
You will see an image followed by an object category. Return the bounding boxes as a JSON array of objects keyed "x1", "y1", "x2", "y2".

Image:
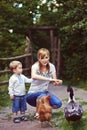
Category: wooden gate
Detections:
[{"x1": 28, "y1": 26, "x2": 61, "y2": 77}]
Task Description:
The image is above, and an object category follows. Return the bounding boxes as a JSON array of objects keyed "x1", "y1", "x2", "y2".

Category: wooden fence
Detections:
[
  {"x1": 0, "y1": 53, "x2": 33, "y2": 86},
  {"x1": 0, "y1": 31, "x2": 61, "y2": 87},
  {"x1": 0, "y1": 53, "x2": 32, "y2": 86},
  {"x1": 0, "y1": 36, "x2": 33, "y2": 88}
]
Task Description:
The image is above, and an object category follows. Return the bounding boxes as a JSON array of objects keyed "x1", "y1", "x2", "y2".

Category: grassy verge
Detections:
[
  {"x1": 51, "y1": 110, "x2": 87, "y2": 130},
  {"x1": 75, "y1": 81, "x2": 87, "y2": 90},
  {"x1": 0, "y1": 93, "x2": 11, "y2": 108},
  {"x1": 64, "y1": 80, "x2": 87, "y2": 90}
]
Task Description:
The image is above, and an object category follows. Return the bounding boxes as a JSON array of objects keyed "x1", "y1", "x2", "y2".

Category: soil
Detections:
[{"x1": 0, "y1": 85, "x2": 87, "y2": 130}]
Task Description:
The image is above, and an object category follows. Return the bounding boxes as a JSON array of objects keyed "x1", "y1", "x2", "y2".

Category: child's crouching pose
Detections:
[{"x1": 8, "y1": 61, "x2": 32, "y2": 123}]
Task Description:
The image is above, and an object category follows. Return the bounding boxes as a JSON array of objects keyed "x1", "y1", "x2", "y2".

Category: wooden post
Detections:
[
  {"x1": 50, "y1": 30, "x2": 55, "y2": 64},
  {"x1": 25, "y1": 36, "x2": 32, "y2": 76},
  {"x1": 57, "y1": 38, "x2": 61, "y2": 78},
  {"x1": 25, "y1": 36, "x2": 30, "y2": 67},
  {"x1": 53, "y1": 37, "x2": 58, "y2": 66}
]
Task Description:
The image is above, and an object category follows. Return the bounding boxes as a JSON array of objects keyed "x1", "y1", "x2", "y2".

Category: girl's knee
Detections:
[
  {"x1": 58, "y1": 101, "x2": 62, "y2": 108},
  {"x1": 54, "y1": 100, "x2": 62, "y2": 108},
  {"x1": 50, "y1": 99, "x2": 62, "y2": 108}
]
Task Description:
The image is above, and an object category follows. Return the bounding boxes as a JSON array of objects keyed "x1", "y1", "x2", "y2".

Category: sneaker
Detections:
[
  {"x1": 20, "y1": 116, "x2": 28, "y2": 121},
  {"x1": 13, "y1": 117, "x2": 20, "y2": 123}
]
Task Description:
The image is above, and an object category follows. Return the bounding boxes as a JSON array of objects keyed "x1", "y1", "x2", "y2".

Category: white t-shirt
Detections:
[
  {"x1": 28, "y1": 62, "x2": 56, "y2": 93},
  {"x1": 8, "y1": 74, "x2": 32, "y2": 96}
]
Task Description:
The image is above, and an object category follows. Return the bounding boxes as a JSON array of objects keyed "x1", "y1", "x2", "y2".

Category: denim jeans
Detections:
[
  {"x1": 12, "y1": 95, "x2": 27, "y2": 112},
  {"x1": 26, "y1": 91, "x2": 62, "y2": 108}
]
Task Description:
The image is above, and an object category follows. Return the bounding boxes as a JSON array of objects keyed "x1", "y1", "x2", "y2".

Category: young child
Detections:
[{"x1": 8, "y1": 60, "x2": 32, "y2": 123}]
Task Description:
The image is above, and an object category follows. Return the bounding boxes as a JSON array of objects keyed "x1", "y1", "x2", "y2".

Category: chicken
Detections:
[{"x1": 36, "y1": 95, "x2": 52, "y2": 126}]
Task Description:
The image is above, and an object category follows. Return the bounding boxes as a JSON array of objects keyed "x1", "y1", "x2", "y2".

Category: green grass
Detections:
[
  {"x1": 51, "y1": 111, "x2": 87, "y2": 130},
  {"x1": 75, "y1": 81, "x2": 87, "y2": 90},
  {"x1": 64, "y1": 80, "x2": 87, "y2": 90},
  {"x1": 6, "y1": 113, "x2": 12, "y2": 120},
  {"x1": 51, "y1": 99, "x2": 87, "y2": 130},
  {"x1": 0, "y1": 76, "x2": 87, "y2": 129},
  {"x1": 0, "y1": 93, "x2": 11, "y2": 108},
  {"x1": 80, "y1": 101, "x2": 87, "y2": 106}
]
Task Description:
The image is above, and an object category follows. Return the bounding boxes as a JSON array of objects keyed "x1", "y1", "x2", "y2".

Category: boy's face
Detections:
[{"x1": 13, "y1": 64, "x2": 23, "y2": 75}]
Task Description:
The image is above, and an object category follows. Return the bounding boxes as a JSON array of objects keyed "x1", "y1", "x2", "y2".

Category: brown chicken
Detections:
[{"x1": 36, "y1": 94, "x2": 52, "y2": 124}]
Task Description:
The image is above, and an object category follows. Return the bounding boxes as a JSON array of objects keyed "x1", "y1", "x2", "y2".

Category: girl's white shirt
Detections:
[
  {"x1": 8, "y1": 74, "x2": 32, "y2": 96},
  {"x1": 28, "y1": 62, "x2": 56, "y2": 93}
]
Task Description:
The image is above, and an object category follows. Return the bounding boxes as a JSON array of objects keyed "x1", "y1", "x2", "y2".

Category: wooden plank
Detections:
[
  {"x1": 0, "y1": 53, "x2": 31, "y2": 61},
  {"x1": 0, "y1": 70, "x2": 10, "y2": 74},
  {"x1": 57, "y1": 38, "x2": 61, "y2": 77},
  {"x1": 0, "y1": 81, "x2": 8, "y2": 86},
  {"x1": 29, "y1": 26, "x2": 57, "y2": 30},
  {"x1": 0, "y1": 67, "x2": 30, "y2": 74},
  {"x1": 0, "y1": 68, "x2": 31, "y2": 86}
]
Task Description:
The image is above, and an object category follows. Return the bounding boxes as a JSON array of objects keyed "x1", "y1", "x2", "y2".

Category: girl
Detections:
[{"x1": 26, "y1": 48, "x2": 62, "y2": 118}]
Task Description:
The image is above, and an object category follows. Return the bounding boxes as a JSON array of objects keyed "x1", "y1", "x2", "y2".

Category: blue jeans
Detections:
[
  {"x1": 12, "y1": 95, "x2": 27, "y2": 112},
  {"x1": 26, "y1": 91, "x2": 62, "y2": 108}
]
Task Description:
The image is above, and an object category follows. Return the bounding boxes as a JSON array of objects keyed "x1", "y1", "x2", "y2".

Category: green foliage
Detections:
[
  {"x1": 0, "y1": 93, "x2": 11, "y2": 108},
  {"x1": 76, "y1": 81, "x2": 87, "y2": 90},
  {"x1": 57, "y1": 1, "x2": 87, "y2": 82},
  {"x1": 34, "y1": 0, "x2": 87, "y2": 82},
  {"x1": 0, "y1": 0, "x2": 34, "y2": 58},
  {"x1": 0, "y1": 0, "x2": 87, "y2": 83}
]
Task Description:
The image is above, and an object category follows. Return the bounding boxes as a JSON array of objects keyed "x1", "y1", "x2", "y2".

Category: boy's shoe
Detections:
[
  {"x1": 13, "y1": 117, "x2": 20, "y2": 123},
  {"x1": 20, "y1": 116, "x2": 28, "y2": 121}
]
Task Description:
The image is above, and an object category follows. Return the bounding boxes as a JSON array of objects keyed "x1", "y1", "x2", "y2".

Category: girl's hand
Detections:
[
  {"x1": 51, "y1": 79, "x2": 63, "y2": 86},
  {"x1": 50, "y1": 78, "x2": 59, "y2": 82},
  {"x1": 55, "y1": 79, "x2": 63, "y2": 85},
  {"x1": 10, "y1": 95, "x2": 14, "y2": 100}
]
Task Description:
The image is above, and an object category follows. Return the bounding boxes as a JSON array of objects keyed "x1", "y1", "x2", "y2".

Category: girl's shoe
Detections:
[
  {"x1": 34, "y1": 113, "x2": 39, "y2": 119},
  {"x1": 13, "y1": 117, "x2": 20, "y2": 123}
]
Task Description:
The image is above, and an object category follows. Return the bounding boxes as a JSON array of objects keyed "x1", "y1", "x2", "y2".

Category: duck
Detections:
[{"x1": 64, "y1": 86, "x2": 83, "y2": 121}]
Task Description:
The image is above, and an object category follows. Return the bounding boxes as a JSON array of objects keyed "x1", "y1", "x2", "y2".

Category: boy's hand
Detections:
[{"x1": 10, "y1": 95, "x2": 14, "y2": 100}]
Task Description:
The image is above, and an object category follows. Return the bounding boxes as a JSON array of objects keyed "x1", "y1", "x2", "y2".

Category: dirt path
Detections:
[{"x1": 0, "y1": 85, "x2": 87, "y2": 130}]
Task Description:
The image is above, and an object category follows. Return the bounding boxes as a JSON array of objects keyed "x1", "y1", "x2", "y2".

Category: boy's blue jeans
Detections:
[
  {"x1": 26, "y1": 91, "x2": 62, "y2": 108},
  {"x1": 12, "y1": 95, "x2": 27, "y2": 112}
]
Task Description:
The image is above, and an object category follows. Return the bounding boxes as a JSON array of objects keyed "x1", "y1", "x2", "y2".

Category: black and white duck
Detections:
[{"x1": 64, "y1": 86, "x2": 83, "y2": 121}]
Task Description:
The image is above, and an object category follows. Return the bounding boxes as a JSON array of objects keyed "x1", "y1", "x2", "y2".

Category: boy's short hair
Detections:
[{"x1": 9, "y1": 60, "x2": 22, "y2": 72}]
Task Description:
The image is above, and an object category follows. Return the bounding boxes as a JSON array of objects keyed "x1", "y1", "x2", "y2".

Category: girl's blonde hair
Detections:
[
  {"x1": 9, "y1": 60, "x2": 22, "y2": 72},
  {"x1": 37, "y1": 48, "x2": 50, "y2": 74}
]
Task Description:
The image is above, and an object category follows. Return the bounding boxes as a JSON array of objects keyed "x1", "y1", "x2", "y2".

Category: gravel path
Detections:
[{"x1": 0, "y1": 85, "x2": 87, "y2": 130}]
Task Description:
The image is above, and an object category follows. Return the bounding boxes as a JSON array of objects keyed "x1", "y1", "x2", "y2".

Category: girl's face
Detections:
[
  {"x1": 13, "y1": 64, "x2": 23, "y2": 75},
  {"x1": 38, "y1": 54, "x2": 50, "y2": 66}
]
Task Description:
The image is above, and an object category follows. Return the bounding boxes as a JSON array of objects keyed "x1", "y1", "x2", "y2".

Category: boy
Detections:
[{"x1": 8, "y1": 60, "x2": 32, "y2": 123}]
